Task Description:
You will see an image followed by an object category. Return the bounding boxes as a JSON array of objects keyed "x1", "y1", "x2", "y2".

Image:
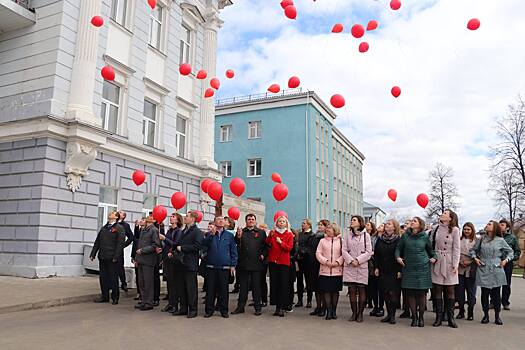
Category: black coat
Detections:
[
  {"x1": 162, "y1": 227, "x2": 182, "y2": 262},
  {"x1": 118, "y1": 221, "x2": 134, "y2": 248},
  {"x1": 135, "y1": 225, "x2": 161, "y2": 267},
  {"x1": 175, "y1": 224, "x2": 203, "y2": 272},
  {"x1": 236, "y1": 227, "x2": 268, "y2": 271},
  {"x1": 90, "y1": 223, "x2": 125, "y2": 261},
  {"x1": 373, "y1": 236, "x2": 402, "y2": 291},
  {"x1": 131, "y1": 225, "x2": 142, "y2": 260},
  {"x1": 295, "y1": 230, "x2": 314, "y2": 261}
]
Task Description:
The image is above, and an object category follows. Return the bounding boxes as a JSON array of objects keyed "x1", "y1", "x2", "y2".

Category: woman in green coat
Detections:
[
  {"x1": 470, "y1": 220, "x2": 513, "y2": 326},
  {"x1": 395, "y1": 217, "x2": 437, "y2": 327}
]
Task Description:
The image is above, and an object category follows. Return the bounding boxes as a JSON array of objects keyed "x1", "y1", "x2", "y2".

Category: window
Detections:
[
  {"x1": 143, "y1": 100, "x2": 157, "y2": 147},
  {"x1": 248, "y1": 121, "x2": 261, "y2": 139},
  {"x1": 97, "y1": 187, "x2": 118, "y2": 229},
  {"x1": 179, "y1": 24, "x2": 192, "y2": 64},
  {"x1": 220, "y1": 125, "x2": 232, "y2": 142},
  {"x1": 149, "y1": 5, "x2": 163, "y2": 50},
  {"x1": 176, "y1": 116, "x2": 187, "y2": 158},
  {"x1": 110, "y1": 0, "x2": 127, "y2": 27},
  {"x1": 247, "y1": 158, "x2": 262, "y2": 177},
  {"x1": 142, "y1": 194, "x2": 157, "y2": 216},
  {"x1": 220, "y1": 161, "x2": 232, "y2": 177},
  {"x1": 101, "y1": 81, "x2": 120, "y2": 133}
]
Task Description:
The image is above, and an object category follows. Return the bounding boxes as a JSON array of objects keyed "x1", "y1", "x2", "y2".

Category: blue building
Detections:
[{"x1": 214, "y1": 90, "x2": 365, "y2": 229}]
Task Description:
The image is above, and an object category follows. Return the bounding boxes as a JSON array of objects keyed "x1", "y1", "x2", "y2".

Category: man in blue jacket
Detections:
[{"x1": 203, "y1": 216, "x2": 238, "y2": 318}]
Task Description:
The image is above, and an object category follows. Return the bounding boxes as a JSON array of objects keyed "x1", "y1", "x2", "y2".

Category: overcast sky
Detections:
[{"x1": 215, "y1": 0, "x2": 525, "y2": 229}]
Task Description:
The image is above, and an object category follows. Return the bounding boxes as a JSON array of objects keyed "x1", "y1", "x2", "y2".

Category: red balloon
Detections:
[
  {"x1": 332, "y1": 23, "x2": 344, "y2": 33},
  {"x1": 226, "y1": 69, "x2": 235, "y2": 79},
  {"x1": 467, "y1": 18, "x2": 480, "y2": 31},
  {"x1": 204, "y1": 88, "x2": 215, "y2": 98},
  {"x1": 288, "y1": 76, "x2": 300, "y2": 89},
  {"x1": 196, "y1": 70, "x2": 207, "y2": 79},
  {"x1": 210, "y1": 78, "x2": 221, "y2": 90},
  {"x1": 171, "y1": 192, "x2": 186, "y2": 210},
  {"x1": 229, "y1": 177, "x2": 246, "y2": 197},
  {"x1": 207, "y1": 181, "x2": 223, "y2": 201},
  {"x1": 201, "y1": 179, "x2": 212, "y2": 193},
  {"x1": 193, "y1": 210, "x2": 203, "y2": 223},
  {"x1": 330, "y1": 94, "x2": 345, "y2": 109},
  {"x1": 179, "y1": 63, "x2": 192, "y2": 76},
  {"x1": 351, "y1": 24, "x2": 365, "y2": 39},
  {"x1": 390, "y1": 0, "x2": 401, "y2": 11},
  {"x1": 284, "y1": 5, "x2": 297, "y2": 20},
  {"x1": 417, "y1": 193, "x2": 429, "y2": 209},
  {"x1": 359, "y1": 42, "x2": 369, "y2": 53},
  {"x1": 101, "y1": 65, "x2": 115, "y2": 81},
  {"x1": 227, "y1": 207, "x2": 241, "y2": 221},
  {"x1": 280, "y1": 0, "x2": 293, "y2": 9},
  {"x1": 367, "y1": 20, "x2": 378, "y2": 31},
  {"x1": 271, "y1": 172, "x2": 282, "y2": 183},
  {"x1": 152, "y1": 205, "x2": 167, "y2": 224},
  {"x1": 274, "y1": 210, "x2": 288, "y2": 223},
  {"x1": 132, "y1": 170, "x2": 146, "y2": 186},
  {"x1": 148, "y1": 0, "x2": 157, "y2": 10},
  {"x1": 387, "y1": 189, "x2": 397, "y2": 202},
  {"x1": 268, "y1": 84, "x2": 281, "y2": 94},
  {"x1": 91, "y1": 16, "x2": 104, "y2": 27},
  {"x1": 391, "y1": 86, "x2": 401, "y2": 98},
  {"x1": 272, "y1": 183, "x2": 289, "y2": 202}
]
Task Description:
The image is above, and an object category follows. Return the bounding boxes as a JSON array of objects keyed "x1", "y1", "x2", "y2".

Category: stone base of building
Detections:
[{"x1": 0, "y1": 264, "x2": 85, "y2": 279}]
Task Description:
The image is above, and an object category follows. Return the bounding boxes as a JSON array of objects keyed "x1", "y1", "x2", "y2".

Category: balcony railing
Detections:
[
  {"x1": 12, "y1": 0, "x2": 33, "y2": 11},
  {"x1": 216, "y1": 88, "x2": 309, "y2": 107}
]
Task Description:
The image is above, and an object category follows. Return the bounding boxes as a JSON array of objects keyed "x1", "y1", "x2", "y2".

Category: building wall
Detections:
[{"x1": 0, "y1": 137, "x2": 207, "y2": 278}]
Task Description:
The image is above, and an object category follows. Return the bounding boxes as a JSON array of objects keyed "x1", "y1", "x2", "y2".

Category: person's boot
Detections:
[
  {"x1": 481, "y1": 309, "x2": 489, "y2": 324},
  {"x1": 349, "y1": 301, "x2": 358, "y2": 322},
  {"x1": 467, "y1": 305, "x2": 474, "y2": 321},
  {"x1": 432, "y1": 299, "x2": 443, "y2": 327},
  {"x1": 494, "y1": 309, "x2": 503, "y2": 325},
  {"x1": 332, "y1": 305, "x2": 338, "y2": 320},
  {"x1": 389, "y1": 305, "x2": 397, "y2": 325},
  {"x1": 399, "y1": 308, "x2": 411, "y2": 318},
  {"x1": 369, "y1": 307, "x2": 378, "y2": 316},
  {"x1": 381, "y1": 301, "x2": 392, "y2": 323},
  {"x1": 411, "y1": 314, "x2": 418, "y2": 327},
  {"x1": 318, "y1": 307, "x2": 326, "y2": 317},
  {"x1": 325, "y1": 306, "x2": 332, "y2": 320},
  {"x1": 309, "y1": 307, "x2": 319, "y2": 316},
  {"x1": 447, "y1": 299, "x2": 458, "y2": 328},
  {"x1": 356, "y1": 302, "x2": 365, "y2": 323},
  {"x1": 376, "y1": 307, "x2": 385, "y2": 317},
  {"x1": 456, "y1": 303, "x2": 465, "y2": 319},
  {"x1": 418, "y1": 309, "x2": 425, "y2": 327}
]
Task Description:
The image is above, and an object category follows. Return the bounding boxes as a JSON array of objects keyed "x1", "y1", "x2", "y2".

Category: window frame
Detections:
[
  {"x1": 101, "y1": 80, "x2": 121, "y2": 134},
  {"x1": 179, "y1": 23, "x2": 193, "y2": 65},
  {"x1": 220, "y1": 161, "x2": 232, "y2": 178},
  {"x1": 142, "y1": 99, "x2": 158, "y2": 148},
  {"x1": 148, "y1": 4, "x2": 164, "y2": 50},
  {"x1": 220, "y1": 125, "x2": 232, "y2": 143},
  {"x1": 247, "y1": 158, "x2": 262, "y2": 178},
  {"x1": 248, "y1": 121, "x2": 261, "y2": 139},
  {"x1": 110, "y1": 0, "x2": 128, "y2": 27},
  {"x1": 97, "y1": 187, "x2": 119, "y2": 230},
  {"x1": 175, "y1": 115, "x2": 188, "y2": 159},
  {"x1": 142, "y1": 194, "x2": 157, "y2": 217}
]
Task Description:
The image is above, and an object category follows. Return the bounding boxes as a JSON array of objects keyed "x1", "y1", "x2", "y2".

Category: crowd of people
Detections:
[{"x1": 89, "y1": 208, "x2": 522, "y2": 327}]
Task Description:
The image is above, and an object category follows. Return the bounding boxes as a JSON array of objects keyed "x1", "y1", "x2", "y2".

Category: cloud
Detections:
[{"x1": 216, "y1": 0, "x2": 525, "y2": 229}]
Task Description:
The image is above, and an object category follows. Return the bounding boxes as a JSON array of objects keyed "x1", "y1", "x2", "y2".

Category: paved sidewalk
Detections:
[{"x1": 0, "y1": 275, "x2": 102, "y2": 314}]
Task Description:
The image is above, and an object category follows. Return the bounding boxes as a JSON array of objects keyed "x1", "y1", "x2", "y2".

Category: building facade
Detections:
[
  {"x1": 0, "y1": 0, "x2": 232, "y2": 278},
  {"x1": 363, "y1": 201, "x2": 387, "y2": 225},
  {"x1": 214, "y1": 90, "x2": 365, "y2": 229}
]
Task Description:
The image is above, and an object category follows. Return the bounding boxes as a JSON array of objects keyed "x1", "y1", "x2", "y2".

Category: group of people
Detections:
[{"x1": 89, "y1": 208, "x2": 521, "y2": 327}]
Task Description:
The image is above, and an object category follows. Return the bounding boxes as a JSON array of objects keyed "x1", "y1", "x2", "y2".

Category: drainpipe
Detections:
[{"x1": 305, "y1": 91, "x2": 310, "y2": 219}]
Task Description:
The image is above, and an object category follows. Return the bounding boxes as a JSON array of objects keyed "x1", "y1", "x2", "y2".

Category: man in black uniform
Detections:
[
  {"x1": 231, "y1": 214, "x2": 268, "y2": 316},
  {"x1": 90, "y1": 211, "x2": 125, "y2": 305},
  {"x1": 134, "y1": 215, "x2": 161, "y2": 311},
  {"x1": 117, "y1": 210, "x2": 134, "y2": 292}
]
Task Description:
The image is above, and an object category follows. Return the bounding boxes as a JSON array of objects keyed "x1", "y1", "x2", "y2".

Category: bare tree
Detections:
[
  {"x1": 490, "y1": 167, "x2": 523, "y2": 225},
  {"x1": 426, "y1": 162, "x2": 460, "y2": 219},
  {"x1": 492, "y1": 96, "x2": 525, "y2": 189}
]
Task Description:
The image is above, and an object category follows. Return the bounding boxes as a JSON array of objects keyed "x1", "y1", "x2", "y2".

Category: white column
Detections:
[
  {"x1": 65, "y1": 0, "x2": 102, "y2": 126},
  {"x1": 198, "y1": 11, "x2": 223, "y2": 169}
]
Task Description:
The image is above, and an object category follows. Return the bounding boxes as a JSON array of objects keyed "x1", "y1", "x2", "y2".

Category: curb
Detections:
[{"x1": 0, "y1": 294, "x2": 99, "y2": 315}]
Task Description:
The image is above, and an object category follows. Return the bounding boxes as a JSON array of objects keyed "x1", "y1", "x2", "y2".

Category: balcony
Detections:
[{"x1": 0, "y1": 0, "x2": 36, "y2": 34}]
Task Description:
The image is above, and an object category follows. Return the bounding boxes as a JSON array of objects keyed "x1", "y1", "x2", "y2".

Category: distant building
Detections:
[
  {"x1": 363, "y1": 201, "x2": 387, "y2": 225},
  {"x1": 214, "y1": 89, "x2": 365, "y2": 229}
]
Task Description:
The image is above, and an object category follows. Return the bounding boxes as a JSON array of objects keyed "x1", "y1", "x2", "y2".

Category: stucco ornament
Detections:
[{"x1": 65, "y1": 141, "x2": 97, "y2": 192}]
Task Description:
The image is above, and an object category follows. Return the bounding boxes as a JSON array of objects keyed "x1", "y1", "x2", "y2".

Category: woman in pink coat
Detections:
[
  {"x1": 316, "y1": 223, "x2": 344, "y2": 320},
  {"x1": 429, "y1": 209, "x2": 460, "y2": 328},
  {"x1": 342, "y1": 215, "x2": 373, "y2": 322}
]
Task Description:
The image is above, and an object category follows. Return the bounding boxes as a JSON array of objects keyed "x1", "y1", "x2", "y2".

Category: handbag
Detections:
[
  {"x1": 519, "y1": 252, "x2": 525, "y2": 268},
  {"x1": 169, "y1": 250, "x2": 184, "y2": 265}
]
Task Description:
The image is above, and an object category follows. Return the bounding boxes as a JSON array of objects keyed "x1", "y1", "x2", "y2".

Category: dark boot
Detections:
[
  {"x1": 356, "y1": 302, "x2": 365, "y2": 323},
  {"x1": 411, "y1": 315, "x2": 418, "y2": 327},
  {"x1": 399, "y1": 309, "x2": 411, "y2": 318},
  {"x1": 494, "y1": 309, "x2": 503, "y2": 325},
  {"x1": 376, "y1": 307, "x2": 384, "y2": 317},
  {"x1": 349, "y1": 302, "x2": 358, "y2": 322},
  {"x1": 456, "y1": 303, "x2": 465, "y2": 319},
  {"x1": 325, "y1": 306, "x2": 332, "y2": 320},
  {"x1": 481, "y1": 310, "x2": 489, "y2": 324},
  {"x1": 380, "y1": 301, "x2": 392, "y2": 323},
  {"x1": 318, "y1": 307, "x2": 326, "y2": 317},
  {"x1": 332, "y1": 305, "x2": 338, "y2": 320},
  {"x1": 442, "y1": 299, "x2": 449, "y2": 322},
  {"x1": 309, "y1": 307, "x2": 319, "y2": 316},
  {"x1": 467, "y1": 305, "x2": 474, "y2": 321},
  {"x1": 389, "y1": 305, "x2": 397, "y2": 324},
  {"x1": 418, "y1": 309, "x2": 425, "y2": 327},
  {"x1": 433, "y1": 299, "x2": 443, "y2": 327},
  {"x1": 447, "y1": 299, "x2": 458, "y2": 328}
]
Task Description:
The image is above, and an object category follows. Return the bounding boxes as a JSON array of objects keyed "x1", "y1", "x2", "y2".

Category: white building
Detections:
[{"x1": 0, "y1": 0, "x2": 232, "y2": 278}]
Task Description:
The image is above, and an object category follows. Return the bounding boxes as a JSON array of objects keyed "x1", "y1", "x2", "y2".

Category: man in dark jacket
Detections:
[
  {"x1": 172, "y1": 211, "x2": 203, "y2": 318},
  {"x1": 117, "y1": 210, "x2": 134, "y2": 292},
  {"x1": 202, "y1": 216, "x2": 238, "y2": 318},
  {"x1": 90, "y1": 211, "x2": 125, "y2": 305},
  {"x1": 134, "y1": 215, "x2": 161, "y2": 311},
  {"x1": 295, "y1": 218, "x2": 314, "y2": 307},
  {"x1": 131, "y1": 217, "x2": 146, "y2": 301},
  {"x1": 499, "y1": 219, "x2": 521, "y2": 310},
  {"x1": 231, "y1": 214, "x2": 267, "y2": 316}
]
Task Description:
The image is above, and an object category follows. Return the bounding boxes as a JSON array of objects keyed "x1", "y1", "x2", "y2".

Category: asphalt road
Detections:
[{"x1": 1, "y1": 278, "x2": 525, "y2": 350}]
